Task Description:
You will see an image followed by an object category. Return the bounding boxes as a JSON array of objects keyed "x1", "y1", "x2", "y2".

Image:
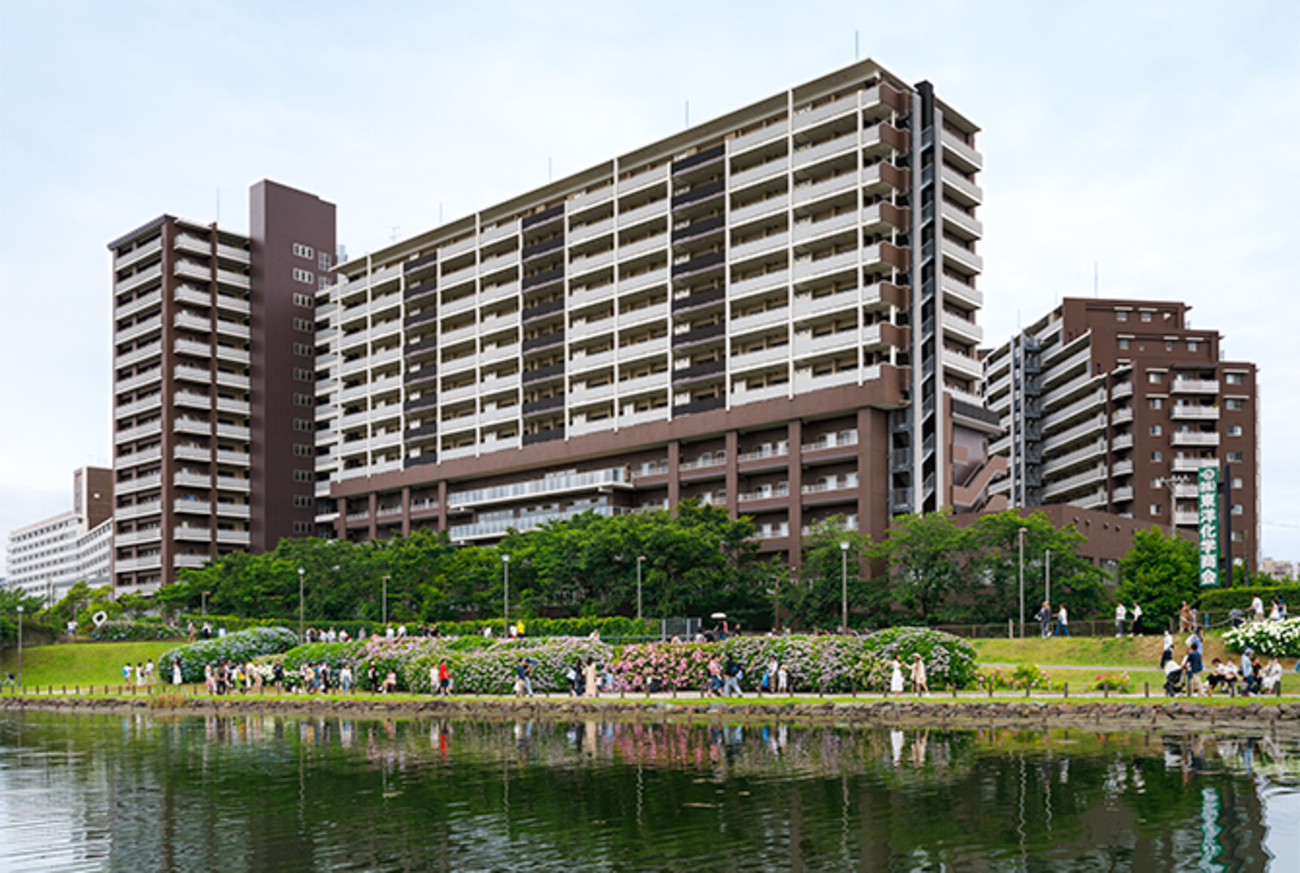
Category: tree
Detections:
[
  {"x1": 874, "y1": 510, "x2": 969, "y2": 623},
  {"x1": 791, "y1": 515, "x2": 873, "y2": 631},
  {"x1": 1116, "y1": 527, "x2": 1200, "y2": 630}
]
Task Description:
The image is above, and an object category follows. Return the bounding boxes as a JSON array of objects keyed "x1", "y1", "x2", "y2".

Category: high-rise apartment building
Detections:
[
  {"x1": 984, "y1": 298, "x2": 1259, "y2": 570},
  {"x1": 312, "y1": 60, "x2": 1002, "y2": 563},
  {"x1": 5, "y1": 467, "x2": 113, "y2": 604},
  {"x1": 107, "y1": 181, "x2": 334, "y2": 593}
]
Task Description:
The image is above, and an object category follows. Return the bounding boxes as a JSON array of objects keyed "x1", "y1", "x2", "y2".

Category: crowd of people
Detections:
[{"x1": 1161, "y1": 628, "x2": 1285, "y2": 698}]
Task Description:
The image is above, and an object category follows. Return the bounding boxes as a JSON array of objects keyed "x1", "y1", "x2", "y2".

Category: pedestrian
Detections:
[
  {"x1": 723, "y1": 655, "x2": 743, "y2": 697},
  {"x1": 776, "y1": 662, "x2": 789, "y2": 694},
  {"x1": 1161, "y1": 629, "x2": 1174, "y2": 667},
  {"x1": 1035, "y1": 600, "x2": 1052, "y2": 638},
  {"x1": 1263, "y1": 658, "x2": 1284, "y2": 694},
  {"x1": 707, "y1": 658, "x2": 723, "y2": 697},
  {"x1": 1130, "y1": 602, "x2": 1143, "y2": 635},
  {"x1": 340, "y1": 664, "x2": 353, "y2": 693},
  {"x1": 515, "y1": 659, "x2": 533, "y2": 697},
  {"x1": 584, "y1": 658, "x2": 599, "y2": 698},
  {"x1": 1251, "y1": 594, "x2": 1265, "y2": 623},
  {"x1": 910, "y1": 653, "x2": 929, "y2": 696},
  {"x1": 1186, "y1": 629, "x2": 1205, "y2": 696},
  {"x1": 186, "y1": 620, "x2": 196, "y2": 643},
  {"x1": 1054, "y1": 604, "x2": 1070, "y2": 637},
  {"x1": 135, "y1": 662, "x2": 145, "y2": 686},
  {"x1": 1179, "y1": 602, "x2": 1193, "y2": 633},
  {"x1": 1114, "y1": 602, "x2": 1127, "y2": 638},
  {"x1": 889, "y1": 657, "x2": 904, "y2": 696},
  {"x1": 763, "y1": 655, "x2": 778, "y2": 692},
  {"x1": 438, "y1": 660, "x2": 450, "y2": 696},
  {"x1": 172, "y1": 660, "x2": 183, "y2": 686}
]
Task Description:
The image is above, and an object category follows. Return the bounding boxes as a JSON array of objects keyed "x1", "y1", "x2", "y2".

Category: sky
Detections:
[{"x1": 1, "y1": 0, "x2": 1297, "y2": 575}]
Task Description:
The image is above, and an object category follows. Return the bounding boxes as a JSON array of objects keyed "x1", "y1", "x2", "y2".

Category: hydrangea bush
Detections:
[
  {"x1": 1223, "y1": 618, "x2": 1300, "y2": 656},
  {"x1": 158, "y1": 627, "x2": 300, "y2": 683},
  {"x1": 90, "y1": 620, "x2": 182, "y2": 642}
]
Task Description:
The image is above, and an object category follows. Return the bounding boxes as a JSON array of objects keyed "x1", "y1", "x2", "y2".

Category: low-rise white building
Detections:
[{"x1": 5, "y1": 467, "x2": 114, "y2": 606}]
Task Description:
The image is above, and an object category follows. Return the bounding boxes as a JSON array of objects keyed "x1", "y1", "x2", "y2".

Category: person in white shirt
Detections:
[
  {"x1": 1130, "y1": 603, "x2": 1143, "y2": 635},
  {"x1": 1115, "y1": 603, "x2": 1127, "y2": 637},
  {"x1": 1251, "y1": 595, "x2": 1265, "y2": 622}
]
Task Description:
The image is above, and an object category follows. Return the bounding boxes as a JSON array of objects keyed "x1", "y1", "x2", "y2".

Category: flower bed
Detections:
[
  {"x1": 1223, "y1": 618, "x2": 1300, "y2": 656},
  {"x1": 90, "y1": 620, "x2": 182, "y2": 642},
  {"x1": 1089, "y1": 671, "x2": 1132, "y2": 693},
  {"x1": 158, "y1": 627, "x2": 300, "y2": 683}
]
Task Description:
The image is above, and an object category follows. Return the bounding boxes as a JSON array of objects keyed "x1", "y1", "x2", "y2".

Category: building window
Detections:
[
  {"x1": 1226, "y1": 373, "x2": 1244, "y2": 384},
  {"x1": 1116, "y1": 311, "x2": 1128, "y2": 322},
  {"x1": 1188, "y1": 341, "x2": 1199, "y2": 352},
  {"x1": 293, "y1": 496, "x2": 313, "y2": 509},
  {"x1": 1150, "y1": 424, "x2": 1162, "y2": 436},
  {"x1": 293, "y1": 393, "x2": 313, "y2": 406},
  {"x1": 293, "y1": 368, "x2": 314, "y2": 382},
  {"x1": 1119, "y1": 338, "x2": 1129, "y2": 350},
  {"x1": 293, "y1": 317, "x2": 313, "y2": 331},
  {"x1": 293, "y1": 521, "x2": 312, "y2": 534},
  {"x1": 1148, "y1": 397, "x2": 1163, "y2": 409},
  {"x1": 293, "y1": 418, "x2": 312, "y2": 432},
  {"x1": 1150, "y1": 478, "x2": 1163, "y2": 488},
  {"x1": 1227, "y1": 425, "x2": 1242, "y2": 436},
  {"x1": 1147, "y1": 371, "x2": 1163, "y2": 384},
  {"x1": 1151, "y1": 504, "x2": 1163, "y2": 515},
  {"x1": 318, "y1": 252, "x2": 332, "y2": 270},
  {"x1": 318, "y1": 275, "x2": 332, "y2": 291},
  {"x1": 1141, "y1": 312, "x2": 1152, "y2": 322},
  {"x1": 292, "y1": 293, "x2": 314, "y2": 308},
  {"x1": 293, "y1": 470, "x2": 312, "y2": 482},
  {"x1": 1228, "y1": 451, "x2": 1244, "y2": 463},
  {"x1": 293, "y1": 444, "x2": 313, "y2": 457},
  {"x1": 1151, "y1": 451, "x2": 1163, "y2": 461},
  {"x1": 1231, "y1": 530, "x2": 1244, "y2": 542},
  {"x1": 293, "y1": 342, "x2": 313, "y2": 357},
  {"x1": 1165, "y1": 341, "x2": 1173, "y2": 351},
  {"x1": 293, "y1": 268, "x2": 314, "y2": 284},
  {"x1": 293, "y1": 243, "x2": 314, "y2": 260},
  {"x1": 1232, "y1": 477, "x2": 1243, "y2": 489},
  {"x1": 1226, "y1": 398, "x2": 1244, "y2": 410}
]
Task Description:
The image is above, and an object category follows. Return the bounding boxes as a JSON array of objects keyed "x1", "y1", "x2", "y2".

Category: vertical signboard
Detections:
[{"x1": 1197, "y1": 466, "x2": 1220, "y2": 587}]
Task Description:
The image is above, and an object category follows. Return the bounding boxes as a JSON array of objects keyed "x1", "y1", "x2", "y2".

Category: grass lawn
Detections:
[
  {"x1": 0, "y1": 641, "x2": 179, "y2": 689},
  {"x1": 971, "y1": 634, "x2": 1242, "y2": 668}
]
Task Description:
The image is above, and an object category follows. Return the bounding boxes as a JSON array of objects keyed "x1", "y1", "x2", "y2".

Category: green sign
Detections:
[{"x1": 1197, "y1": 466, "x2": 1220, "y2": 587}]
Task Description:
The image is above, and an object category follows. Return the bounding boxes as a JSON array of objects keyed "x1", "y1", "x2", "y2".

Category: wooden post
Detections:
[
  {"x1": 1063, "y1": 682, "x2": 1069, "y2": 699},
  {"x1": 1145, "y1": 682, "x2": 1149, "y2": 699}
]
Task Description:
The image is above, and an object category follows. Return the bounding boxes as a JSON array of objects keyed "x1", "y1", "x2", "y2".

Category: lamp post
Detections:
[
  {"x1": 201, "y1": 590, "x2": 209, "y2": 617},
  {"x1": 840, "y1": 541, "x2": 850, "y2": 635},
  {"x1": 382, "y1": 575, "x2": 390, "y2": 626},
  {"x1": 15, "y1": 606, "x2": 23, "y2": 686},
  {"x1": 1044, "y1": 550, "x2": 1051, "y2": 609},
  {"x1": 297, "y1": 567, "x2": 305, "y2": 641},
  {"x1": 1017, "y1": 527, "x2": 1027, "y2": 639},
  {"x1": 502, "y1": 554, "x2": 510, "y2": 635},
  {"x1": 636, "y1": 555, "x2": 645, "y2": 624}
]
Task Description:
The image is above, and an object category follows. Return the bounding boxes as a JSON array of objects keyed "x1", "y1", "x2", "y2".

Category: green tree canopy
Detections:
[{"x1": 1115, "y1": 527, "x2": 1200, "y2": 630}]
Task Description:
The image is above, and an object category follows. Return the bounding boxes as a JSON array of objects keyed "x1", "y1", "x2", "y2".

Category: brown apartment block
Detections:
[
  {"x1": 984, "y1": 298, "x2": 1259, "y2": 572},
  {"x1": 312, "y1": 60, "x2": 1003, "y2": 567},
  {"x1": 107, "y1": 182, "x2": 335, "y2": 592}
]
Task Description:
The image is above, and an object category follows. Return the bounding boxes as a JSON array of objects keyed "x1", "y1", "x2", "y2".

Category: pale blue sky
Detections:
[{"x1": 2, "y1": 0, "x2": 1297, "y2": 574}]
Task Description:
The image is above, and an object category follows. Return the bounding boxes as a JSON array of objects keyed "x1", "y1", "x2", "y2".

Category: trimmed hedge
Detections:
[
  {"x1": 158, "y1": 627, "x2": 300, "y2": 683},
  {"x1": 1198, "y1": 585, "x2": 1300, "y2": 613},
  {"x1": 91, "y1": 619, "x2": 182, "y2": 642}
]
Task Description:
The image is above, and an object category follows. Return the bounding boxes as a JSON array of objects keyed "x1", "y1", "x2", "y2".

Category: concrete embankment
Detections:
[{"x1": 4, "y1": 693, "x2": 1300, "y2": 732}]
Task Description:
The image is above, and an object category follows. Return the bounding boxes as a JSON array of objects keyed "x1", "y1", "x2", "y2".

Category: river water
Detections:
[{"x1": 1, "y1": 710, "x2": 1298, "y2": 871}]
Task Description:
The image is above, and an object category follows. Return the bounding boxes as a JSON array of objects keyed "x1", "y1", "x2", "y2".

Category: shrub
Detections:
[
  {"x1": 1223, "y1": 618, "x2": 1300, "y2": 656},
  {"x1": 857, "y1": 627, "x2": 979, "y2": 689},
  {"x1": 158, "y1": 627, "x2": 300, "y2": 683},
  {"x1": 1011, "y1": 663, "x2": 1054, "y2": 691},
  {"x1": 1198, "y1": 586, "x2": 1300, "y2": 614},
  {"x1": 91, "y1": 620, "x2": 182, "y2": 642},
  {"x1": 973, "y1": 666, "x2": 1014, "y2": 691},
  {"x1": 1090, "y1": 671, "x2": 1132, "y2": 693}
]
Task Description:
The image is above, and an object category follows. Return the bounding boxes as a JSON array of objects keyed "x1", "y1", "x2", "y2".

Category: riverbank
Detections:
[{"x1": 6, "y1": 691, "x2": 1300, "y2": 733}]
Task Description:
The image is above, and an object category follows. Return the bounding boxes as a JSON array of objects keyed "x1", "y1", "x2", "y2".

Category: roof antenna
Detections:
[
  {"x1": 855, "y1": 30, "x2": 860, "y2": 61},
  {"x1": 389, "y1": 226, "x2": 400, "y2": 244}
]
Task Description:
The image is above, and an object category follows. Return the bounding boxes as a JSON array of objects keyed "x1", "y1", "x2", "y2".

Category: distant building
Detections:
[
  {"x1": 5, "y1": 467, "x2": 114, "y2": 605},
  {"x1": 1261, "y1": 559, "x2": 1295, "y2": 583},
  {"x1": 984, "y1": 298, "x2": 1259, "y2": 573}
]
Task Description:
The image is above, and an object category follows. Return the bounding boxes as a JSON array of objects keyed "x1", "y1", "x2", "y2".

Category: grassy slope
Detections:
[
  {"x1": 971, "y1": 634, "x2": 1240, "y2": 668},
  {"x1": 0, "y1": 641, "x2": 178, "y2": 688}
]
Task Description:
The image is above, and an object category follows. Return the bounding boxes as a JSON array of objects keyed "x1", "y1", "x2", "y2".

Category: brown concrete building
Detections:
[
  {"x1": 984, "y1": 298, "x2": 1259, "y2": 573},
  {"x1": 107, "y1": 182, "x2": 335, "y2": 592},
  {"x1": 313, "y1": 60, "x2": 1004, "y2": 566}
]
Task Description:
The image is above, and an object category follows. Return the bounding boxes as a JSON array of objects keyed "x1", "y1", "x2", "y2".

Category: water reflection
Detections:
[{"x1": 0, "y1": 710, "x2": 1295, "y2": 871}]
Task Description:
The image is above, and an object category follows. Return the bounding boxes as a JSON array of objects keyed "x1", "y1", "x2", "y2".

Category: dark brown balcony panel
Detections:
[
  {"x1": 878, "y1": 322, "x2": 910, "y2": 349},
  {"x1": 522, "y1": 297, "x2": 565, "y2": 323},
  {"x1": 403, "y1": 278, "x2": 438, "y2": 301},
  {"x1": 403, "y1": 368, "x2": 438, "y2": 388},
  {"x1": 880, "y1": 242, "x2": 910, "y2": 272},
  {"x1": 879, "y1": 80, "x2": 909, "y2": 113},
  {"x1": 880, "y1": 162, "x2": 911, "y2": 193},
  {"x1": 672, "y1": 143, "x2": 725, "y2": 176},
  {"x1": 879, "y1": 202, "x2": 911, "y2": 231},
  {"x1": 523, "y1": 426, "x2": 565, "y2": 446},
  {"x1": 522, "y1": 204, "x2": 564, "y2": 231},
  {"x1": 522, "y1": 235, "x2": 564, "y2": 261},
  {"x1": 876, "y1": 281, "x2": 909, "y2": 310},
  {"x1": 404, "y1": 421, "x2": 439, "y2": 439},
  {"x1": 522, "y1": 265, "x2": 564, "y2": 291},
  {"x1": 404, "y1": 334, "x2": 438, "y2": 356},
  {"x1": 402, "y1": 251, "x2": 438, "y2": 274},
  {"x1": 671, "y1": 321, "x2": 725, "y2": 348},
  {"x1": 522, "y1": 329, "x2": 564, "y2": 353},
  {"x1": 522, "y1": 394, "x2": 565, "y2": 416},
  {"x1": 407, "y1": 452, "x2": 438, "y2": 467},
  {"x1": 671, "y1": 179, "x2": 724, "y2": 210},
  {"x1": 403, "y1": 394, "x2": 438, "y2": 412},
  {"x1": 671, "y1": 284, "x2": 724, "y2": 314},
  {"x1": 672, "y1": 395, "x2": 725, "y2": 417},
  {"x1": 403, "y1": 308, "x2": 438, "y2": 328},
  {"x1": 671, "y1": 358, "x2": 724, "y2": 384},
  {"x1": 671, "y1": 214, "x2": 724, "y2": 245},
  {"x1": 522, "y1": 361, "x2": 565, "y2": 384},
  {"x1": 879, "y1": 122, "x2": 910, "y2": 153},
  {"x1": 671, "y1": 250, "x2": 724, "y2": 280}
]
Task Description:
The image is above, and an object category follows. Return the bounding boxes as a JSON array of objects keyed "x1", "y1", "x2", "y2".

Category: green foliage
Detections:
[
  {"x1": 1223, "y1": 618, "x2": 1300, "y2": 656},
  {"x1": 0, "y1": 587, "x2": 52, "y2": 643},
  {"x1": 1198, "y1": 585, "x2": 1300, "y2": 614},
  {"x1": 789, "y1": 516, "x2": 873, "y2": 630},
  {"x1": 1011, "y1": 663, "x2": 1054, "y2": 691},
  {"x1": 90, "y1": 619, "x2": 181, "y2": 642},
  {"x1": 1089, "y1": 671, "x2": 1132, "y2": 693},
  {"x1": 158, "y1": 627, "x2": 300, "y2": 683},
  {"x1": 1115, "y1": 527, "x2": 1200, "y2": 630}
]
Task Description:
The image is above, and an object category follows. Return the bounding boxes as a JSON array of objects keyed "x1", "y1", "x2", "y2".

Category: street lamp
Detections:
[
  {"x1": 636, "y1": 556, "x2": 645, "y2": 624},
  {"x1": 15, "y1": 606, "x2": 23, "y2": 686},
  {"x1": 501, "y1": 554, "x2": 510, "y2": 635},
  {"x1": 1017, "y1": 527, "x2": 1027, "y2": 639},
  {"x1": 840, "y1": 541, "x2": 850, "y2": 635},
  {"x1": 201, "y1": 590, "x2": 209, "y2": 617},
  {"x1": 1044, "y1": 550, "x2": 1051, "y2": 610},
  {"x1": 382, "y1": 575, "x2": 390, "y2": 626},
  {"x1": 297, "y1": 567, "x2": 305, "y2": 641}
]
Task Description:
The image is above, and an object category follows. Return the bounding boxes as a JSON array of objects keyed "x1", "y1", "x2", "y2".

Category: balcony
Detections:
[
  {"x1": 174, "y1": 553, "x2": 210, "y2": 570},
  {"x1": 174, "y1": 498, "x2": 213, "y2": 515},
  {"x1": 730, "y1": 231, "x2": 788, "y2": 264},
  {"x1": 940, "y1": 166, "x2": 983, "y2": 206},
  {"x1": 729, "y1": 193, "x2": 788, "y2": 226},
  {"x1": 730, "y1": 305, "x2": 788, "y2": 336},
  {"x1": 115, "y1": 237, "x2": 162, "y2": 271},
  {"x1": 116, "y1": 473, "x2": 162, "y2": 496},
  {"x1": 1041, "y1": 414, "x2": 1106, "y2": 453},
  {"x1": 1042, "y1": 463, "x2": 1107, "y2": 500},
  {"x1": 1170, "y1": 379, "x2": 1220, "y2": 395},
  {"x1": 616, "y1": 197, "x2": 668, "y2": 230},
  {"x1": 729, "y1": 119, "x2": 788, "y2": 154},
  {"x1": 618, "y1": 163, "x2": 668, "y2": 197},
  {"x1": 217, "y1": 530, "x2": 251, "y2": 546},
  {"x1": 1111, "y1": 382, "x2": 1134, "y2": 401},
  {"x1": 1112, "y1": 485, "x2": 1134, "y2": 503},
  {"x1": 941, "y1": 237, "x2": 983, "y2": 273},
  {"x1": 738, "y1": 484, "x2": 790, "y2": 503},
  {"x1": 729, "y1": 268, "x2": 789, "y2": 301},
  {"x1": 115, "y1": 420, "x2": 163, "y2": 444},
  {"x1": 942, "y1": 348, "x2": 983, "y2": 381},
  {"x1": 117, "y1": 315, "x2": 163, "y2": 344},
  {"x1": 116, "y1": 263, "x2": 163, "y2": 294},
  {"x1": 617, "y1": 266, "x2": 668, "y2": 295},
  {"x1": 941, "y1": 310, "x2": 983, "y2": 344},
  {"x1": 940, "y1": 201, "x2": 983, "y2": 238},
  {"x1": 1171, "y1": 431, "x2": 1220, "y2": 447},
  {"x1": 1172, "y1": 457, "x2": 1218, "y2": 473},
  {"x1": 729, "y1": 156, "x2": 788, "y2": 190},
  {"x1": 1112, "y1": 459, "x2": 1134, "y2": 477},
  {"x1": 1042, "y1": 439, "x2": 1106, "y2": 477},
  {"x1": 1171, "y1": 405, "x2": 1220, "y2": 421},
  {"x1": 119, "y1": 289, "x2": 164, "y2": 320},
  {"x1": 942, "y1": 275, "x2": 983, "y2": 309}
]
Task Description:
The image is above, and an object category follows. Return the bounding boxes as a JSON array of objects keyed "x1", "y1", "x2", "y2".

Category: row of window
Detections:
[
  {"x1": 1148, "y1": 451, "x2": 1244, "y2": 462},
  {"x1": 1145, "y1": 398, "x2": 1246, "y2": 410},
  {"x1": 1121, "y1": 338, "x2": 1199, "y2": 352},
  {"x1": 292, "y1": 243, "x2": 333, "y2": 273},
  {"x1": 1147, "y1": 424, "x2": 1244, "y2": 436},
  {"x1": 1142, "y1": 372, "x2": 1246, "y2": 385}
]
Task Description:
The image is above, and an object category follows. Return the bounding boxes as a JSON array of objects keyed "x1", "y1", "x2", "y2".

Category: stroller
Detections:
[{"x1": 1163, "y1": 663, "x2": 1186, "y2": 697}]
